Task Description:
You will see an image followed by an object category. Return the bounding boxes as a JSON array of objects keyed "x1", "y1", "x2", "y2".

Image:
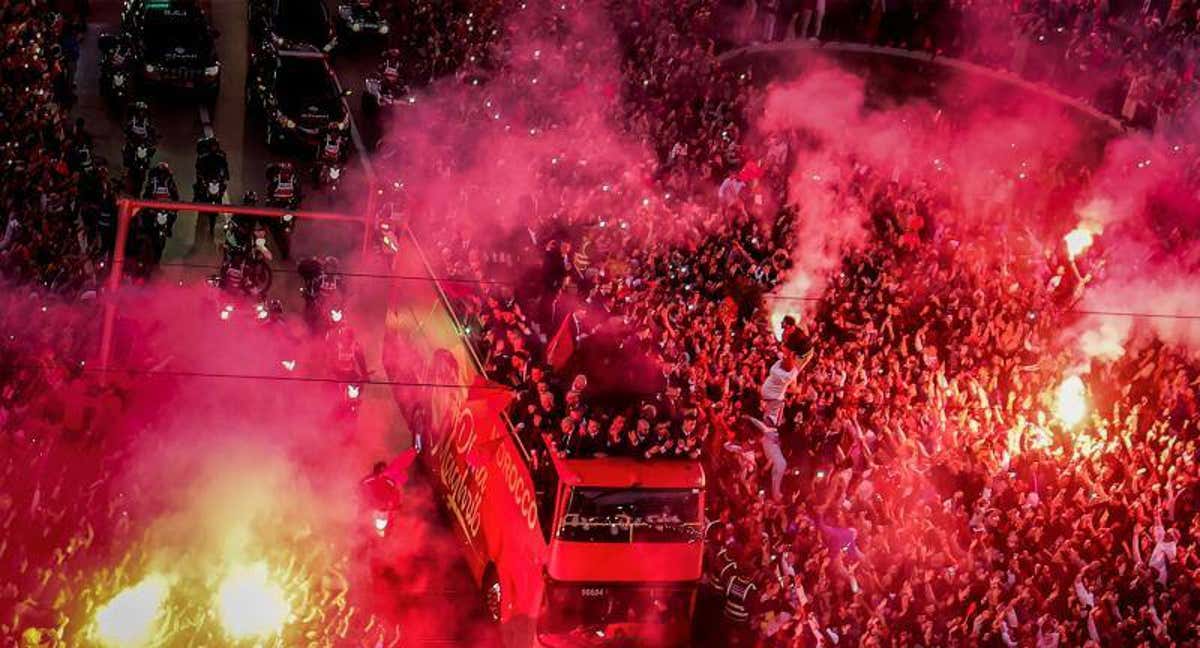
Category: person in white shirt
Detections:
[{"x1": 747, "y1": 332, "x2": 812, "y2": 500}]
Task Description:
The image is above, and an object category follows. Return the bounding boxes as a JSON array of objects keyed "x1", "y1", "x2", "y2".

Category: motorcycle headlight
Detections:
[
  {"x1": 204, "y1": 64, "x2": 220, "y2": 76},
  {"x1": 112, "y1": 74, "x2": 125, "y2": 87},
  {"x1": 329, "y1": 167, "x2": 341, "y2": 179},
  {"x1": 378, "y1": 23, "x2": 389, "y2": 34},
  {"x1": 323, "y1": 38, "x2": 337, "y2": 52},
  {"x1": 275, "y1": 112, "x2": 296, "y2": 129},
  {"x1": 144, "y1": 63, "x2": 156, "y2": 73},
  {"x1": 282, "y1": 214, "x2": 293, "y2": 222},
  {"x1": 350, "y1": 22, "x2": 361, "y2": 32}
]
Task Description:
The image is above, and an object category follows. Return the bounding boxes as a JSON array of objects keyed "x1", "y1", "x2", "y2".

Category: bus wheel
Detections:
[{"x1": 483, "y1": 567, "x2": 502, "y2": 623}]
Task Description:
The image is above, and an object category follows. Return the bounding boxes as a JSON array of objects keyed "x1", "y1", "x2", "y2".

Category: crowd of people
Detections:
[
  {"x1": 2, "y1": 0, "x2": 1199, "y2": 645},
  {"x1": 396, "y1": 1, "x2": 1200, "y2": 646},
  {"x1": 0, "y1": 1, "x2": 402, "y2": 645},
  {"x1": 730, "y1": 0, "x2": 1200, "y2": 131},
  {"x1": 0, "y1": 1, "x2": 110, "y2": 298}
]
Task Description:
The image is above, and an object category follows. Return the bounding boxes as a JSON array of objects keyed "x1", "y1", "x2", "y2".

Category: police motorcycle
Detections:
[
  {"x1": 98, "y1": 33, "x2": 135, "y2": 109},
  {"x1": 361, "y1": 49, "x2": 412, "y2": 146},
  {"x1": 140, "y1": 162, "x2": 177, "y2": 265},
  {"x1": 336, "y1": 0, "x2": 389, "y2": 40},
  {"x1": 298, "y1": 255, "x2": 344, "y2": 333},
  {"x1": 122, "y1": 101, "x2": 156, "y2": 193},
  {"x1": 265, "y1": 161, "x2": 300, "y2": 260},
  {"x1": 212, "y1": 192, "x2": 274, "y2": 297},
  {"x1": 193, "y1": 136, "x2": 230, "y2": 236},
  {"x1": 312, "y1": 127, "x2": 347, "y2": 195}
]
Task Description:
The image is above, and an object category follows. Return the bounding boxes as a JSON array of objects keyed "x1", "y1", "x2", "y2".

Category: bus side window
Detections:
[{"x1": 535, "y1": 453, "x2": 558, "y2": 543}]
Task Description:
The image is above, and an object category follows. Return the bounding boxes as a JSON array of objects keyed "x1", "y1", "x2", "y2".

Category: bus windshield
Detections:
[
  {"x1": 539, "y1": 580, "x2": 694, "y2": 639},
  {"x1": 557, "y1": 487, "x2": 701, "y2": 543}
]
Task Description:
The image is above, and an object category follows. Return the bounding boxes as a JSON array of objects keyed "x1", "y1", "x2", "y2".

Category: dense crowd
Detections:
[
  {"x1": 398, "y1": 2, "x2": 1200, "y2": 647},
  {"x1": 2, "y1": 0, "x2": 1199, "y2": 645},
  {"x1": 730, "y1": 0, "x2": 1200, "y2": 131}
]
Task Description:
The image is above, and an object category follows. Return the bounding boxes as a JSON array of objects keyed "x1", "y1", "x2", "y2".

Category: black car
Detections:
[
  {"x1": 120, "y1": 0, "x2": 220, "y2": 98},
  {"x1": 249, "y1": 0, "x2": 337, "y2": 54},
  {"x1": 247, "y1": 47, "x2": 351, "y2": 148}
]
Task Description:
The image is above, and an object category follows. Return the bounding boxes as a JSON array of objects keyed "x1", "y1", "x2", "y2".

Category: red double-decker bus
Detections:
[{"x1": 382, "y1": 234, "x2": 705, "y2": 647}]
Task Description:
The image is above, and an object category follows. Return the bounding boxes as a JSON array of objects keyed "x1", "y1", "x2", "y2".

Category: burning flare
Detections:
[
  {"x1": 216, "y1": 561, "x2": 291, "y2": 640},
  {"x1": 92, "y1": 574, "x2": 169, "y2": 647},
  {"x1": 1064, "y1": 222, "x2": 1101, "y2": 260},
  {"x1": 1054, "y1": 375, "x2": 1089, "y2": 428}
]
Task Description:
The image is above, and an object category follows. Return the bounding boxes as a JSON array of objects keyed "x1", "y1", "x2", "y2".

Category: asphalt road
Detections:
[
  {"x1": 73, "y1": 2, "x2": 500, "y2": 645},
  {"x1": 75, "y1": 0, "x2": 383, "y2": 260}
]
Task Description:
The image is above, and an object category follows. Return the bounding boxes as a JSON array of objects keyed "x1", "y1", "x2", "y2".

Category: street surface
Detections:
[{"x1": 73, "y1": 1, "x2": 501, "y2": 644}]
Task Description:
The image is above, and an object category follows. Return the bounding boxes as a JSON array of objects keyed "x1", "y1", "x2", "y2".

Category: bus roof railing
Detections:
[{"x1": 403, "y1": 224, "x2": 534, "y2": 465}]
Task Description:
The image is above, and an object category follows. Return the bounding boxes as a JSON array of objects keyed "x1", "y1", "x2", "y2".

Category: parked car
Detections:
[
  {"x1": 246, "y1": 46, "x2": 351, "y2": 149},
  {"x1": 120, "y1": 0, "x2": 220, "y2": 99}
]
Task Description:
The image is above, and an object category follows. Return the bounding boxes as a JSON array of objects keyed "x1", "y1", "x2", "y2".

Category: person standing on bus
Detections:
[{"x1": 746, "y1": 331, "x2": 812, "y2": 500}]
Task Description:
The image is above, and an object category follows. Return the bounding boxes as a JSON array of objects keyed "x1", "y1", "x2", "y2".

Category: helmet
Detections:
[
  {"x1": 131, "y1": 100, "x2": 148, "y2": 114},
  {"x1": 242, "y1": 191, "x2": 258, "y2": 205},
  {"x1": 384, "y1": 48, "x2": 400, "y2": 60},
  {"x1": 155, "y1": 161, "x2": 170, "y2": 173},
  {"x1": 323, "y1": 255, "x2": 339, "y2": 271},
  {"x1": 265, "y1": 299, "x2": 283, "y2": 315},
  {"x1": 197, "y1": 135, "x2": 218, "y2": 154}
]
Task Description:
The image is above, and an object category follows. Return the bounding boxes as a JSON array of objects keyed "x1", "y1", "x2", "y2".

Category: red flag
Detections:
[
  {"x1": 440, "y1": 277, "x2": 478, "y2": 301},
  {"x1": 465, "y1": 374, "x2": 515, "y2": 425},
  {"x1": 462, "y1": 376, "x2": 514, "y2": 468},
  {"x1": 545, "y1": 315, "x2": 576, "y2": 370},
  {"x1": 383, "y1": 449, "x2": 418, "y2": 483},
  {"x1": 737, "y1": 159, "x2": 764, "y2": 182}
]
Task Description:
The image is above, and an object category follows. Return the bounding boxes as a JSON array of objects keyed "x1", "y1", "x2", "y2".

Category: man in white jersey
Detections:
[{"x1": 746, "y1": 331, "x2": 812, "y2": 500}]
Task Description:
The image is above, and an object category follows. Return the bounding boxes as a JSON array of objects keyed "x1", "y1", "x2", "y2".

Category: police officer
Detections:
[
  {"x1": 224, "y1": 190, "x2": 259, "y2": 259},
  {"x1": 193, "y1": 135, "x2": 230, "y2": 235},
  {"x1": 327, "y1": 323, "x2": 369, "y2": 382},
  {"x1": 722, "y1": 561, "x2": 760, "y2": 647},
  {"x1": 265, "y1": 161, "x2": 300, "y2": 260},
  {"x1": 124, "y1": 100, "x2": 154, "y2": 142}
]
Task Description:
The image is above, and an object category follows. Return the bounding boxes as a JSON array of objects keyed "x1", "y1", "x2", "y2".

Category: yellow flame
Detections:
[
  {"x1": 1063, "y1": 228, "x2": 1095, "y2": 260},
  {"x1": 216, "y1": 561, "x2": 291, "y2": 640},
  {"x1": 92, "y1": 574, "x2": 169, "y2": 647},
  {"x1": 1054, "y1": 375, "x2": 1088, "y2": 428}
]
